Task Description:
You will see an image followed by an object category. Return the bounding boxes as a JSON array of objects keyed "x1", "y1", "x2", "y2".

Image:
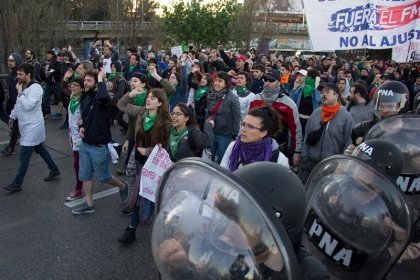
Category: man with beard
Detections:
[
  {"x1": 299, "y1": 82, "x2": 353, "y2": 183},
  {"x1": 347, "y1": 83, "x2": 379, "y2": 125},
  {"x1": 71, "y1": 68, "x2": 128, "y2": 215},
  {"x1": 4, "y1": 63, "x2": 60, "y2": 192},
  {"x1": 250, "y1": 71, "x2": 302, "y2": 169},
  {"x1": 24, "y1": 49, "x2": 42, "y2": 82}
]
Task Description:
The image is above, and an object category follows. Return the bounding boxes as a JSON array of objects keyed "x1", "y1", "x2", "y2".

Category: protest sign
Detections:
[
  {"x1": 139, "y1": 145, "x2": 173, "y2": 203},
  {"x1": 303, "y1": 0, "x2": 420, "y2": 50},
  {"x1": 392, "y1": 42, "x2": 420, "y2": 62},
  {"x1": 170, "y1": 45, "x2": 183, "y2": 58}
]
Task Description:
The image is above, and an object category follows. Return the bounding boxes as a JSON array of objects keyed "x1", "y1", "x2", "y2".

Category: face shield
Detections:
[
  {"x1": 304, "y1": 156, "x2": 412, "y2": 280},
  {"x1": 152, "y1": 159, "x2": 301, "y2": 280}
]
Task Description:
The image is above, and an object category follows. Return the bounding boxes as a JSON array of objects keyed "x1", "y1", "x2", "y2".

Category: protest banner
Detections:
[
  {"x1": 170, "y1": 45, "x2": 183, "y2": 58},
  {"x1": 392, "y1": 42, "x2": 420, "y2": 62},
  {"x1": 139, "y1": 145, "x2": 173, "y2": 203},
  {"x1": 303, "y1": 0, "x2": 420, "y2": 51}
]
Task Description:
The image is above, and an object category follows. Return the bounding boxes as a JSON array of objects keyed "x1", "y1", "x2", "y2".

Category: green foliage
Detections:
[{"x1": 160, "y1": 0, "x2": 241, "y2": 48}]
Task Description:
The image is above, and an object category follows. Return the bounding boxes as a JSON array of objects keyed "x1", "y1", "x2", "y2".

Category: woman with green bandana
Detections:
[
  {"x1": 117, "y1": 88, "x2": 171, "y2": 244},
  {"x1": 290, "y1": 69, "x2": 322, "y2": 135},
  {"x1": 232, "y1": 71, "x2": 256, "y2": 122},
  {"x1": 107, "y1": 60, "x2": 129, "y2": 132},
  {"x1": 167, "y1": 103, "x2": 213, "y2": 162},
  {"x1": 188, "y1": 64, "x2": 213, "y2": 129},
  {"x1": 116, "y1": 69, "x2": 175, "y2": 214},
  {"x1": 65, "y1": 77, "x2": 85, "y2": 201}
]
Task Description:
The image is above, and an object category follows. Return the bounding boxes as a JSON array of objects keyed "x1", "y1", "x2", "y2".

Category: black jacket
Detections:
[{"x1": 80, "y1": 82, "x2": 112, "y2": 145}]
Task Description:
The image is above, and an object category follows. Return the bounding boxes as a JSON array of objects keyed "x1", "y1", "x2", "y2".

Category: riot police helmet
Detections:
[
  {"x1": 234, "y1": 162, "x2": 307, "y2": 246},
  {"x1": 372, "y1": 80, "x2": 408, "y2": 117},
  {"x1": 351, "y1": 139, "x2": 403, "y2": 180}
]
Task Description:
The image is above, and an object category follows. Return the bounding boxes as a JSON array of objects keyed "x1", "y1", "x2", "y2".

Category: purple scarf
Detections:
[{"x1": 228, "y1": 137, "x2": 273, "y2": 172}]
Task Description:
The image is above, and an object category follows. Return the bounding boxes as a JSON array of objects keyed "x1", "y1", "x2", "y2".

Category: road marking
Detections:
[{"x1": 64, "y1": 187, "x2": 120, "y2": 208}]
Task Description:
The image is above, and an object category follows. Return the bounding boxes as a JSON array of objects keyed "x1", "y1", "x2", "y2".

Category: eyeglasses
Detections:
[
  {"x1": 241, "y1": 122, "x2": 262, "y2": 130},
  {"x1": 170, "y1": 112, "x2": 184, "y2": 117}
]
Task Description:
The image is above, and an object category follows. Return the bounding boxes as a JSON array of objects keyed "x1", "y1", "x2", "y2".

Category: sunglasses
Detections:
[{"x1": 264, "y1": 78, "x2": 276, "y2": 83}]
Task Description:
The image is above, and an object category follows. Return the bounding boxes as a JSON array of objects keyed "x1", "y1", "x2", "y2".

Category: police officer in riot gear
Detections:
[
  {"x1": 151, "y1": 159, "x2": 329, "y2": 280},
  {"x1": 351, "y1": 80, "x2": 409, "y2": 145},
  {"x1": 303, "y1": 144, "x2": 413, "y2": 279},
  {"x1": 363, "y1": 114, "x2": 420, "y2": 266}
]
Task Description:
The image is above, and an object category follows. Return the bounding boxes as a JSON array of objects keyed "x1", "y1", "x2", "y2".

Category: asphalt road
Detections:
[
  {"x1": 0, "y1": 112, "x2": 158, "y2": 279},
  {"x1": 0, "y1": 107, "x2": 418, "y2": 279}
]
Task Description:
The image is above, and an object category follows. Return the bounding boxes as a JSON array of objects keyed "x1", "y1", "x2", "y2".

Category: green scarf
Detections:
[
  {"x1": 303, "y1": 77, "x2": 315, "y2": 98},
  {"x1": 107, "y1": 72, "x2": 122, "y2": 81},
  {"x1": 129, "y1": 65, "x2": 136, "y2": 73},
  {"x1": 133, "y1": 88, "x2": 148, "y2": 106},
  {"x1": 143, "y1": 110, "x2": 157, "y2": 132},
  {"x1": 195, "y1": 86, "x2": 208, "y2": 101},
  {"x1": 169, "y1": 127, "x2": 188, "y2": 158},
  {"x1": 235, "y1": 86, "x2": 247, "y2": 96},
  {"x1": 69, "y1": 96, "x2": 80, "y2": 114}
]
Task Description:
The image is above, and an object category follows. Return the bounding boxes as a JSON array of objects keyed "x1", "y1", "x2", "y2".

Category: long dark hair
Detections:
[
  {"x1": 137, "y1": 88, "x2": 171, "y2": 148},
  {"x1": 174, "y1": 103, "x2": 199, "y2": 128}
]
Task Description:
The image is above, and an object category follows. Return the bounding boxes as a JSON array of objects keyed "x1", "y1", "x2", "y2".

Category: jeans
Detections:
[
  {"x1": 42, "y1": 83, "x2": 55, "y2": 115},
  {"x1": 9, "y1": 120, "x2": 20, "y2": 150},
  {"x1": 78, "y1": 142, "x2": 112, "y2": 183},
  {"x1": 211, "y1": 134, "x2": 232, "y2": 164},
  {"x1": 14, "y1": 143, "x2": 59, "y2": 185},
  {"x1": 130, "y1": 195, "x2": 154, "y2": 228},
  {"x1": 73, "y1": 151, "x2": 83, "y2": 191},
  {"x1": 0, "y1": 102, "x2": 9, "y2": 123}
]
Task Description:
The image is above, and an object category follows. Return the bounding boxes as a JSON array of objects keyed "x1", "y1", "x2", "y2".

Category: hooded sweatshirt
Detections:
[{"x1": 6, "y1": 53, "x2": 23, "y2": 114}]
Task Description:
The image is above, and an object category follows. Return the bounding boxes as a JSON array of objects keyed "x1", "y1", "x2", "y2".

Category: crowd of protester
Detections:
[{"x1": 1, "y1": 41, "x2": 419, "y2": 243}]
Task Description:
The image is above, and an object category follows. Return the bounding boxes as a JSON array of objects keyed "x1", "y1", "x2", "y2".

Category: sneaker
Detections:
[
  {"x1": 66, "y1": 189, "x2": 83, "y2": 201},
  {"x1": 117, "y1": 226, "x2": 136, "y2": 244},
  {"x1": 121, "y1": 207, "x2": 133, "y2": 216},
  {"x1": 1, "y1": 146, "x2": 16, "y2": 157},
  {"x1": 72, "y1": 203, "x2": 95, "y2": 215},
  {"x1": 119, "y1": 182, "x2": 129, "y2": 204},
  {"x1": 59, "y1": 123, "x2": 69, "y2": 130},
  {"x1": 50, "y1": 113, "x2": 62, "y2": 120},
  {"x1": 44, "y1": 170, "x2": 61, "y2": 181},
  {"x1": 4, "y1": 182, "x2": 22, "y2": 192}
]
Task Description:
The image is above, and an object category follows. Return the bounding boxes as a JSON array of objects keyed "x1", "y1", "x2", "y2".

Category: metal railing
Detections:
[
  {"x1": 66, "y1": 21, "x2": 156, "y2": 31},
  {"x1": 253, "y1": 22, "x2": 307, "y2": 34}
]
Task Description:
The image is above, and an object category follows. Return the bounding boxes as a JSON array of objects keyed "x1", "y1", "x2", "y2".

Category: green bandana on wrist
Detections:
[
  {"x1": 169, "y1": 127, "x2": 188, "y2": 158},
  {"x1": 195, "y1": 86, "x2": 208, "y2": 101},
  {"x1": 143, "y1": 110, "x2": 157, "y2": 132},
  {"x1": 133, "y1": 88, "x2": 148, "y2": 106}
]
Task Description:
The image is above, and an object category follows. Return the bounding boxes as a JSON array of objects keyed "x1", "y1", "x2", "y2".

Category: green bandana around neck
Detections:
[
  {"x1": 195, "y1": 86, "x2": 208, "y2": 101},
  {"x1": 133, "y1": 88, "x2": 148, "y2": 106},
  {"x1": 169, "y1": 127, "x2": 188, "y2": 158},
  {"x1": 69, "y1": 96, "x2": 81, "y2": 114},
  {"x1": 107, "y1": 72, "x2": 122, "y2": 81},
  {"x1": 235, "y1": 86, "x2": 247, "y2": 96},
  {"x1": 143, "y1": 110, "x2": 157, "y2": 132},
  {"x1": 129, "y1": 65, "x2": 136, "y2": 72},
  {"x1": 303, "y1": 77, "x2": 316, "y2": 98}
]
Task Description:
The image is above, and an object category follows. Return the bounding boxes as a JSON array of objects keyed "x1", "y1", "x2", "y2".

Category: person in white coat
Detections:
[
  {"x1": 220, "y1": 105, "x2": 289, "y2": 171},
  {"x1": 4, "y1": 63, "x2": 60, "y2": 192}
]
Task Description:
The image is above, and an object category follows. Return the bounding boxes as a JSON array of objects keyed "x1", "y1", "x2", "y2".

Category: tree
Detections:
[{"x1": 160, "y1": 0, "x2": 240, "y2": 49}]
